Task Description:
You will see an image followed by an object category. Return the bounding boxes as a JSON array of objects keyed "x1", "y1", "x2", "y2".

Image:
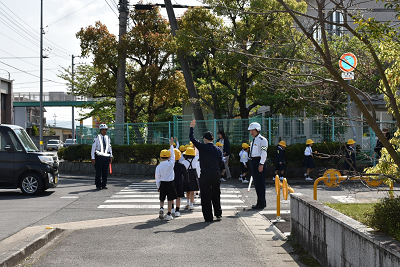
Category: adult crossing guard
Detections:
[
  {"x1": 91, "y1": 123, "x2": 113, "y2": 190},
  {"x1": 189, "y1": 119, "x2": 223, "y2": 222},
  {"x1": 248, "y1": 122, "x2": 268, "y2": 209}
]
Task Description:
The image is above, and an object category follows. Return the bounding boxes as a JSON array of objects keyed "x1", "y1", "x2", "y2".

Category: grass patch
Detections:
[{"x1": 324, "y1": 203, "x2": 374, "y2": 226}]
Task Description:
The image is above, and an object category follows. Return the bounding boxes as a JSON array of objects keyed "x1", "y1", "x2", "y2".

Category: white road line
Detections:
[
  {"x1": 60, "y1": 196, "x2": 79, "y2": 199},
  {"x1": 112, "y1": 194, "x2": 242, "y2": 198},
  {"x1": 105, "y1": 199, "x2": 244, "y2": 203},
  {"x1": 98, "y1": 205, "x2": 245, "y2": 209}
]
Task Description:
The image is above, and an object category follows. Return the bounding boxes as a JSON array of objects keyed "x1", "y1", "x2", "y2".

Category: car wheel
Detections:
[{"x1": 20, "y1": 173, "x2": 43, "y2": 195}]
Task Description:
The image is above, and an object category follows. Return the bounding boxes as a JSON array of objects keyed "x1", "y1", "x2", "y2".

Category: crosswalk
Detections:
[{"x1": 97, "y1": 182, "x2": 247, "y2": 210}]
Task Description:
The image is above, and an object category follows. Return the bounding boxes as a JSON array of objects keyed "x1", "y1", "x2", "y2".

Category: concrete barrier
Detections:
[{"x1": 290, "y1": 193, "x2": 400, "y2": 267}]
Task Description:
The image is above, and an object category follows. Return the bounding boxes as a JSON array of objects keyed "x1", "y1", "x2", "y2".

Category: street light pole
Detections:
[
  {"x1": 39, "y1": 0, "x2": 44, "y2": 151},
  {"x1": 72, "y1": 55, "x2": 76, "y2": 141}
]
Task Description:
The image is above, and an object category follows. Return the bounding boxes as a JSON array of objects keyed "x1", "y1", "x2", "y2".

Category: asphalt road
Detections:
[{"x1": 0, "y1": 174, "x2": 397, "y2": 266}]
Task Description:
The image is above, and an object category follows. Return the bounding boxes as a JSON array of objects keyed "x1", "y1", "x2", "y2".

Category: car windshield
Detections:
[
  {"x1": 65, "y1": 139, "x2": 75, "y2": 144},
  {"x1": 48, "y1": 140, "x2": 59, "y2": 144},
  {"x1": 13, "y1": 129, "x2": 38, "y2": 152}
]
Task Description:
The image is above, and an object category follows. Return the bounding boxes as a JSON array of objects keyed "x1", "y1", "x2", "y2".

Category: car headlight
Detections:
[
  {"x1": 38, "y1": 155, "x2": 54, "y2": 165},
  {"x1": 48, "y1": 173, "x2": 54, "y2": 183}
]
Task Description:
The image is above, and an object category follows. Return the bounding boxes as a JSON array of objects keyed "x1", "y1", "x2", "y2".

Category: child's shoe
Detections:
[
  {"x1": 171, "y1": 208, "x2": 175, "y2": 214},
  {"x1": 242, "y1": 179, "x2": 249, "y2": 184},
  {"x1": 159, "y1": 208, "x2": 164, "y2": 220},
  {"x1": 305, "y1": 177, "x2": 313, "y2": 181},
  {"x1": 272, "y1": 176, "x2": 275, "y2": 181},
  {"x1": 220, "y1": 178, "x2": 226, "y2": 182},
  {"x1": 189, "y1": 205, "x2": 194, "y2": 210},
  {"x1": 175, "y1": 211, "x2": 181, "y2": 217},
  {"x1": 279, "y1": 177, "x2": 284, "y2": 181},
  {"x1": 239, "y1": 175, "x2": 243, "y2": 181},
  {"x1": 165, "y1": 214, "x2": 173, "y2": 221}
]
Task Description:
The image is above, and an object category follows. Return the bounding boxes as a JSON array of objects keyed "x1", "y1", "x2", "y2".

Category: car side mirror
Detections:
[{"x1": 5, "y1": 145, "x2": 12, "y2": 151}]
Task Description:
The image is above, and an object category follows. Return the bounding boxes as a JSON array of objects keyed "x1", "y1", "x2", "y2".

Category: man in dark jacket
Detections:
[{"x1": 190, "y1": 119, "x2": 223, "y2": 222}]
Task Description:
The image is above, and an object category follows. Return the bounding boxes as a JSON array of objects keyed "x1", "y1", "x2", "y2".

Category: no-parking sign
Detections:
[{"x1": 339, "y1": 53, "x2": 357, "y2": 72}]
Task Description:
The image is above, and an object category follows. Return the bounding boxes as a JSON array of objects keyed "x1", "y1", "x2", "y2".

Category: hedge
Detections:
[{"x1": 58, "y1": 142, "x2": 347, "y2": 168}]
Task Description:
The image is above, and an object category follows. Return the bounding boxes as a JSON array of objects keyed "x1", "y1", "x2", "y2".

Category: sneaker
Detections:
[
  {"x1": 279, "y1": 177, "x2": 284, "y2": 181},
  {"x1": 220, "y1": 178, "x2": 226, "y2": 182},
  {"x1": 165, "y1": 215, "x2": 173, "y2": 221},
  {"x1": 189, "y1": 205, "x2": 194, "y2": 210},
  {"x1": 239, "y1": 176, "x2": 243, "y2": 181},
  {"x1": 305, "y1": 177, "x2": 313, "y2": 181},
  {"x1": 272, "y1": 176, "x2": 275, "y2": 181},
  {"x1": 216, "y1": 215, "x2": 222, "y2": 221},
  {"x1": 159, "y1": 208, "x2": 164, "y2": 220},
  {"x1": 171, "y1": 208, "x2": 175, "y2": 214},
  {"x1": 304, "y1": 173, "x2": 307, "y2": 177},
  {"x1": 175, "y1": 211, "x2": 181, "y2": 217},
  {"x1": 242, "y1": 179, "x2": 249, "y2": 184}
]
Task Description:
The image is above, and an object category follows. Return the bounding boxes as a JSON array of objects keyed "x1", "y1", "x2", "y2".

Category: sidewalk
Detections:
[{"x1": 1, "y1": 210, "x2": 305, "y2": 267}]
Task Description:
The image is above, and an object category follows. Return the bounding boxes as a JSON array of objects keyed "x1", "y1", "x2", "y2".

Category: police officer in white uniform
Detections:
[
  {"x1": 248, "y1": 122, "x2": 268, "y2": 209},
  {"x1": 91, "y1": 124, "x2": 113, "y2": 190}
]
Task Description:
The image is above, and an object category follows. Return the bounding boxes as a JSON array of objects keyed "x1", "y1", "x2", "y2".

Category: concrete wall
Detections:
[{"x1": 290, "y1": 193, "x2": 400, "y2": 267}]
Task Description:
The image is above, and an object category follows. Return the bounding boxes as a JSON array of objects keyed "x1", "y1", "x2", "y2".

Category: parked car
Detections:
[
  {"x1": 63, "y1": 139, "x2": 76, "y2": 147},
  {"x1": 0, "y1": 124, "x2": 59, "y2": 195},
  {"x1": 46, "y1": 139, "x2": 62, "y2": 151}
]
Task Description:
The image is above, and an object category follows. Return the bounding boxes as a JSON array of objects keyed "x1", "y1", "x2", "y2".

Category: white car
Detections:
[
  {"x1": 63, "y1": 139, "x2": 76, "y2": 147},
  {"x1": 46, "y1": 139, "x2": 62, "y2": 151}
]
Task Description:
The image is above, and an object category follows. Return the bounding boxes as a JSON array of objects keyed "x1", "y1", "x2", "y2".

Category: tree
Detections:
[
  {"x1": 178, "y1": 0, "x2": 307, "y2": 119},
  {"x1": 60, "y1": 6, "x2": 187, "y2": 126},
  {"x1": 267, "y1": 0, "x2": 400, "y2": 175}
]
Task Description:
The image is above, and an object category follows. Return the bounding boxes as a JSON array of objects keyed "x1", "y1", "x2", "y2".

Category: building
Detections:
[{"x1": 0, "y1": 77, "x2": 13, "y2": 124}]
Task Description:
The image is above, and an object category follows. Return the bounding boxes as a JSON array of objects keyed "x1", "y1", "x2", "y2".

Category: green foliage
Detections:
[
  {"x1": 367, "y1": 196, "x2": 400, "y2": 241},
  {"x1": 32, "y1": 125, "x2": 38, "y2": 136},
  {"x1": 58, "y1": 144, "x2": 169, "y2": 164}
]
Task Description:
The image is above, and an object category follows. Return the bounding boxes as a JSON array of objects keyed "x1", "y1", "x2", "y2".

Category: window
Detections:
[{"x1": 0, "y1": 132, "x2": 7, "y2": 151}]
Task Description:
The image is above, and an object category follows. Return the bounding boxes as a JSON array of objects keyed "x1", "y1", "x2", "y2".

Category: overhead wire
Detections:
[
  {"x1": 104, "y1": 0, "x2": 119, "y2": 17},
  {"x1": 0, "y1": 60, "x2": 65, "y2": 84},
  {"x1": 0, "y1": 1, "x2": 73, "y2": 58},
  {"x1": 47, "y1": 0, "x2": 99, "y2": 26}
]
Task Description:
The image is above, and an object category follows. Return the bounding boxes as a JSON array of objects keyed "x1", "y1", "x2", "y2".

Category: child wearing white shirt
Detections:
[{"x1": 155, "y1": 137, "x2": 177, "y2": 221}]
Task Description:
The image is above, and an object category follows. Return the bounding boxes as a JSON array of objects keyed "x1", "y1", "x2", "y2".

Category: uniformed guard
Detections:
[
  {"x1": 91, "y1": 123, "x2": 113, "y2": 190},
  {"x1": 248, "y1": 122, "x2": 268, "y2": 209}
]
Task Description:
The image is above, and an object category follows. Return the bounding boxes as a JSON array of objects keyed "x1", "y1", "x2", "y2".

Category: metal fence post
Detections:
[
  {"x1": 332, "y1": 117, "x2": 335, "y2": 142},
  {"x1": 214, "y1": 119, "x2": 217, "y2": 140},
  {"x1": 268, "y1": 117, "x2": 272, "y2": 145},
  {"x1": 168, "y1": 121, "x2": 171, "y2": 139},
  {"x1": 126, "y1": 123, "x2": 129, "y2": 145}
]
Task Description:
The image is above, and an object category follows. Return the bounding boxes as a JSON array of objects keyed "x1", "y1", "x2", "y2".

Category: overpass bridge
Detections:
[{"x1": 13, "y1": 91, "x2": 96, "y2": 107}]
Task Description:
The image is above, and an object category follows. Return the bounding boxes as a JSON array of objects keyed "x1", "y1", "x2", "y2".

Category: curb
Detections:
[{"x1": 0, "y1": 227, "x2": 63, "y2": 267}]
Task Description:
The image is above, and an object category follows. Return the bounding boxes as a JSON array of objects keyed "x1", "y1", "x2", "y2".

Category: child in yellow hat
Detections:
[
  {"x1": 155, "y1": 137, "x2": 177, "y2": 221},
  {"x1": 343, "y1": 139, "x2": 357, "y2": 174},
  {"x1": 303, "y1": 139, "x2": 315, "y2": 181},
  {"x1": 274, "y1": 141, "x2": 286, "y2": 181}
]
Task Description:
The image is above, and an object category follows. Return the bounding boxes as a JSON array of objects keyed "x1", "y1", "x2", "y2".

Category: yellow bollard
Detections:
[{"x1": 275, "y1": 176, "x2": 294, "y2": 221}]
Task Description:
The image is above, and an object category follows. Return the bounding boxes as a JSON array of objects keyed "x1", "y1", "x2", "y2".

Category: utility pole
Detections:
[
  {"x1": 164, "y1": 0, "x2": 207, "y2": 132},
  {"x1": 71, "y1": 55, "x2": 78, "y2": 141},
  {"x1": 115, "y1": 0, "x2": 129, "y2": 145},
  {"x1": 39, "y1": 0, "x2": 44, "y2": 151}
]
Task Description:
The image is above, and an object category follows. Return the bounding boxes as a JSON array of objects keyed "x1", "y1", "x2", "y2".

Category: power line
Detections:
[
  {"x1": 47, "y1": 0, "x2": 99, "y2": 26},
  {"x1": 104, "y1": 0, "x2": 118, "y2": 17},
  {"x1": 0, "y1": 1, "x2": 73, "y2": 57},
  {"x1": 0, "y1": 60, "x2": 65, "y2": 84}
]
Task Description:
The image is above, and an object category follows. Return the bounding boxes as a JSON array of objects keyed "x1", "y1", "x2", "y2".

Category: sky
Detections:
[{"x1": 0, "y1": 0, "x2": 200, "y2": 129}]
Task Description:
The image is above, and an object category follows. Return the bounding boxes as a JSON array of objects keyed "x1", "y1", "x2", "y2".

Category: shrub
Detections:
[
  {"x1": 367, "y1": 196, "x2": 400, "y2": 241},
  {"x1": 58, "y1": 142, "x2": 343, "y2": 167}
]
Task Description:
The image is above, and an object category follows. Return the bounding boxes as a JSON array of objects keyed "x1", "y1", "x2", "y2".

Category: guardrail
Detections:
[{"x1": 313, "y1": 169, "x2": 394, "y2": 201}]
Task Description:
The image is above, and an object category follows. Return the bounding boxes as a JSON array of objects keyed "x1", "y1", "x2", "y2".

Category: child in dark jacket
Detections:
[
  {"x1": 274, "y1": 141, "x2": 286, "y2": 181},
  {"x1": 173, "y1": 148, "x2": 189, "y2": 217}
]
